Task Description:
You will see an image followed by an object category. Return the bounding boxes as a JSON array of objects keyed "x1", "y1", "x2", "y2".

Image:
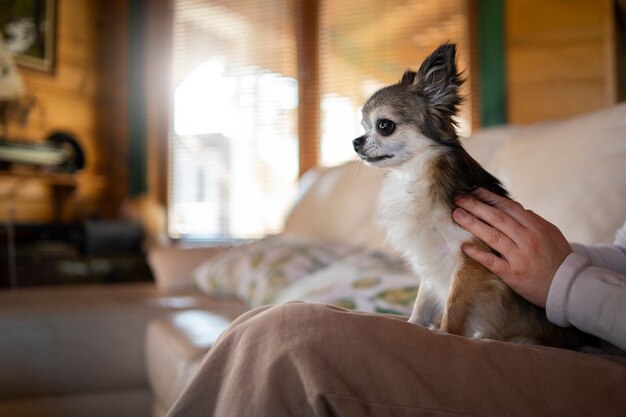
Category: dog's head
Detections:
[{"x1": 353, "y1": 42, "x2": 464, "y2": 168}]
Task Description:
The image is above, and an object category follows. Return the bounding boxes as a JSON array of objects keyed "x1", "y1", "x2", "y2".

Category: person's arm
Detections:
[
  {"x1": 452, "y1": 188, "x2": 626, "y2": 350},
  {"x1": 547, "y1": 251, "x2": 626, "y2": 350}
]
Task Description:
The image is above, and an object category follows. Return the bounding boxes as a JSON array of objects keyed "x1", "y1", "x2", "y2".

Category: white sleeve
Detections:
[
  {"x1": 546, "y1": 253, "x2": 626, "y2": 351},
  {"x1": 569, "y1": 243, "x2": 626, "y2": 275}
]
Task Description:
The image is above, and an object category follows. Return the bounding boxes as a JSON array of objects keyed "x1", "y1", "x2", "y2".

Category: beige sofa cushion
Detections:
[
  {"x1": 147, "y1": 246, "x2": 230, "y2": 291},
  {"x1": 485, "y1": 103, "x2": 626, "y2": 244},
  {"x1": 283, "y1": 161, "x2": 389, "y2": 252}
]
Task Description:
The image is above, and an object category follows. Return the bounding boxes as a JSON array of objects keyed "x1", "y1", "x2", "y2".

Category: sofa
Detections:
[{"x1": 1, "y1": 103, "x2": 625, "y2": 417}]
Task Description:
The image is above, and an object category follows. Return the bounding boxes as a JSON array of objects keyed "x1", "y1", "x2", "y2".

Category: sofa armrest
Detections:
[{"x1": 147, "y1": 245, "x2": 232, "y2": 292}]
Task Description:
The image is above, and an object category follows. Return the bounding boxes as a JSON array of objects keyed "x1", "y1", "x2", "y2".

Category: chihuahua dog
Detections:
[{"x1": 353, "y1": 43, "x2": 592, "y2": 348}]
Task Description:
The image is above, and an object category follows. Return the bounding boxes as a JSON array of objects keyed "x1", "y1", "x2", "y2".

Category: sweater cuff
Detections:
[{"x1": 546, "y1": 252, "x2": 590, "y2": 327}]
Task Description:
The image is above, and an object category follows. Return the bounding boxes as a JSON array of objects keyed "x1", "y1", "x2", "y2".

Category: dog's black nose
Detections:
[{"x1": 353, "y1": 136, "x2": 365, "y2": 152}]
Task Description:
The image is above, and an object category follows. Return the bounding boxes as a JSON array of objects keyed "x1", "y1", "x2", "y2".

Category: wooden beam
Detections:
[
  {"x1": 296, "y1": 0, "x2": 320, "y2": 177},
  {"x1": 95, "y1": 0, "x2": 130, "y2": 218}
]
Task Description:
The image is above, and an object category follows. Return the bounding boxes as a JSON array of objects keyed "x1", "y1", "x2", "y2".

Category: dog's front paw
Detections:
[
  {"x1": 407, "y1": 316, "x2": 433, "y2": 329},
  {"x1": 407, "y1": 314, "x2": 420, "y2": 325}
]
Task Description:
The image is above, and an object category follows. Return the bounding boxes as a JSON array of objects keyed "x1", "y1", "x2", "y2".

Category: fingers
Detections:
[
  {"x1": 453, "y1": 207, "x2": 519, "y2": 255},
  {"x1": 461, "y1": 243, "x2": 510, "y2": 277},
  {"x1": 470, "y1": 188, "x2": 535, "y2": 228},
  {"x1": 454, "y1": 190, "x2": 528, "y2": 243}
]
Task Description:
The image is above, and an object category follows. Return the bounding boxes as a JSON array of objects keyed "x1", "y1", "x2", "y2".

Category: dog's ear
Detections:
[
  {"x1": 400, "y1": 70, "x2": 417, "y2": 87},
  {"x1": 415, "y1": 42, "x2": 463, "y2": 109},
  {"x1": 412, "y1": 42, "x2": 464, "y2": 143}
]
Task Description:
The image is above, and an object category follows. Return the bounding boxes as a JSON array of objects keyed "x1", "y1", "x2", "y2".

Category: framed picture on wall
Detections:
[{"x1": 0, "y1": 0, "x2": 56, "y2": 73}]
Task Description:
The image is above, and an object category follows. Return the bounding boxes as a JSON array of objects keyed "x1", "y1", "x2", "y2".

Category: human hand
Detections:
[{"x1": 452, "y1": 188, "x2": 572, "y2": 308}]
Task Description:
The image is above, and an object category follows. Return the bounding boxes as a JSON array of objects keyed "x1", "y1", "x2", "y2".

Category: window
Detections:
[{"x1": 169, "y1": 0, "x2": 298, "y2": 240}]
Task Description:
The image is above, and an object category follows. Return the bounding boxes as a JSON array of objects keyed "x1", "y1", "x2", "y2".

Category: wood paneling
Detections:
[
  {"x1": 506, "y1": 0, "x2": 618, "y2": 124},
  {"x1": 1, "y1": 0, "x2": 130, "y2": 223}
]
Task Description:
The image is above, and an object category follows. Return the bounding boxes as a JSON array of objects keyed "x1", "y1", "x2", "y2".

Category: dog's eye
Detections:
[{"x1": 377, "y1": 119, "x2": 395, "y2": 136}]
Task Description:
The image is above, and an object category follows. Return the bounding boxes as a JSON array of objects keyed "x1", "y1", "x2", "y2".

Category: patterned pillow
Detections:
[
  {"x1": 194, "y1": 235, "x2": 358, "y2": 307},
  {"x1": 274, "y1": 250, "x2": 419, "y2": 316}
]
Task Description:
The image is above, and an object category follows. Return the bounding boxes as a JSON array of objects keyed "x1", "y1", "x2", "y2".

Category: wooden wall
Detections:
[
  {"x1": 0, "y1": 0, "x2": 129, "y2": 223},
  {"x1": 506, "y1": 0, "x2": 618, "y2": 124}
]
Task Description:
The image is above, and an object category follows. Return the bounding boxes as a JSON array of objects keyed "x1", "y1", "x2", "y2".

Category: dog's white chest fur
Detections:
[{"x1": 378, "y1": 153, "x2": 472, "y2": 321}]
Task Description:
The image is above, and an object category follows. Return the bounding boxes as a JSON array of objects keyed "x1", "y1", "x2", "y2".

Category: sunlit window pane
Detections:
[{"x1": 170, "y1": 0, "x2": 298, "y2": 240}]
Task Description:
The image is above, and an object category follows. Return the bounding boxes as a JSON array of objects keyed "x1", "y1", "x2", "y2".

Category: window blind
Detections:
[{"x1": 169, "y1": 0, "x2": 299, "y2": 240}]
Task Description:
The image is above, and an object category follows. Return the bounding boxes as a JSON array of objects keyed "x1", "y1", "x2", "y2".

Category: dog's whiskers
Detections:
[{"x1": 350, "y1": 158, "x2": 361, "y2": 177}]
